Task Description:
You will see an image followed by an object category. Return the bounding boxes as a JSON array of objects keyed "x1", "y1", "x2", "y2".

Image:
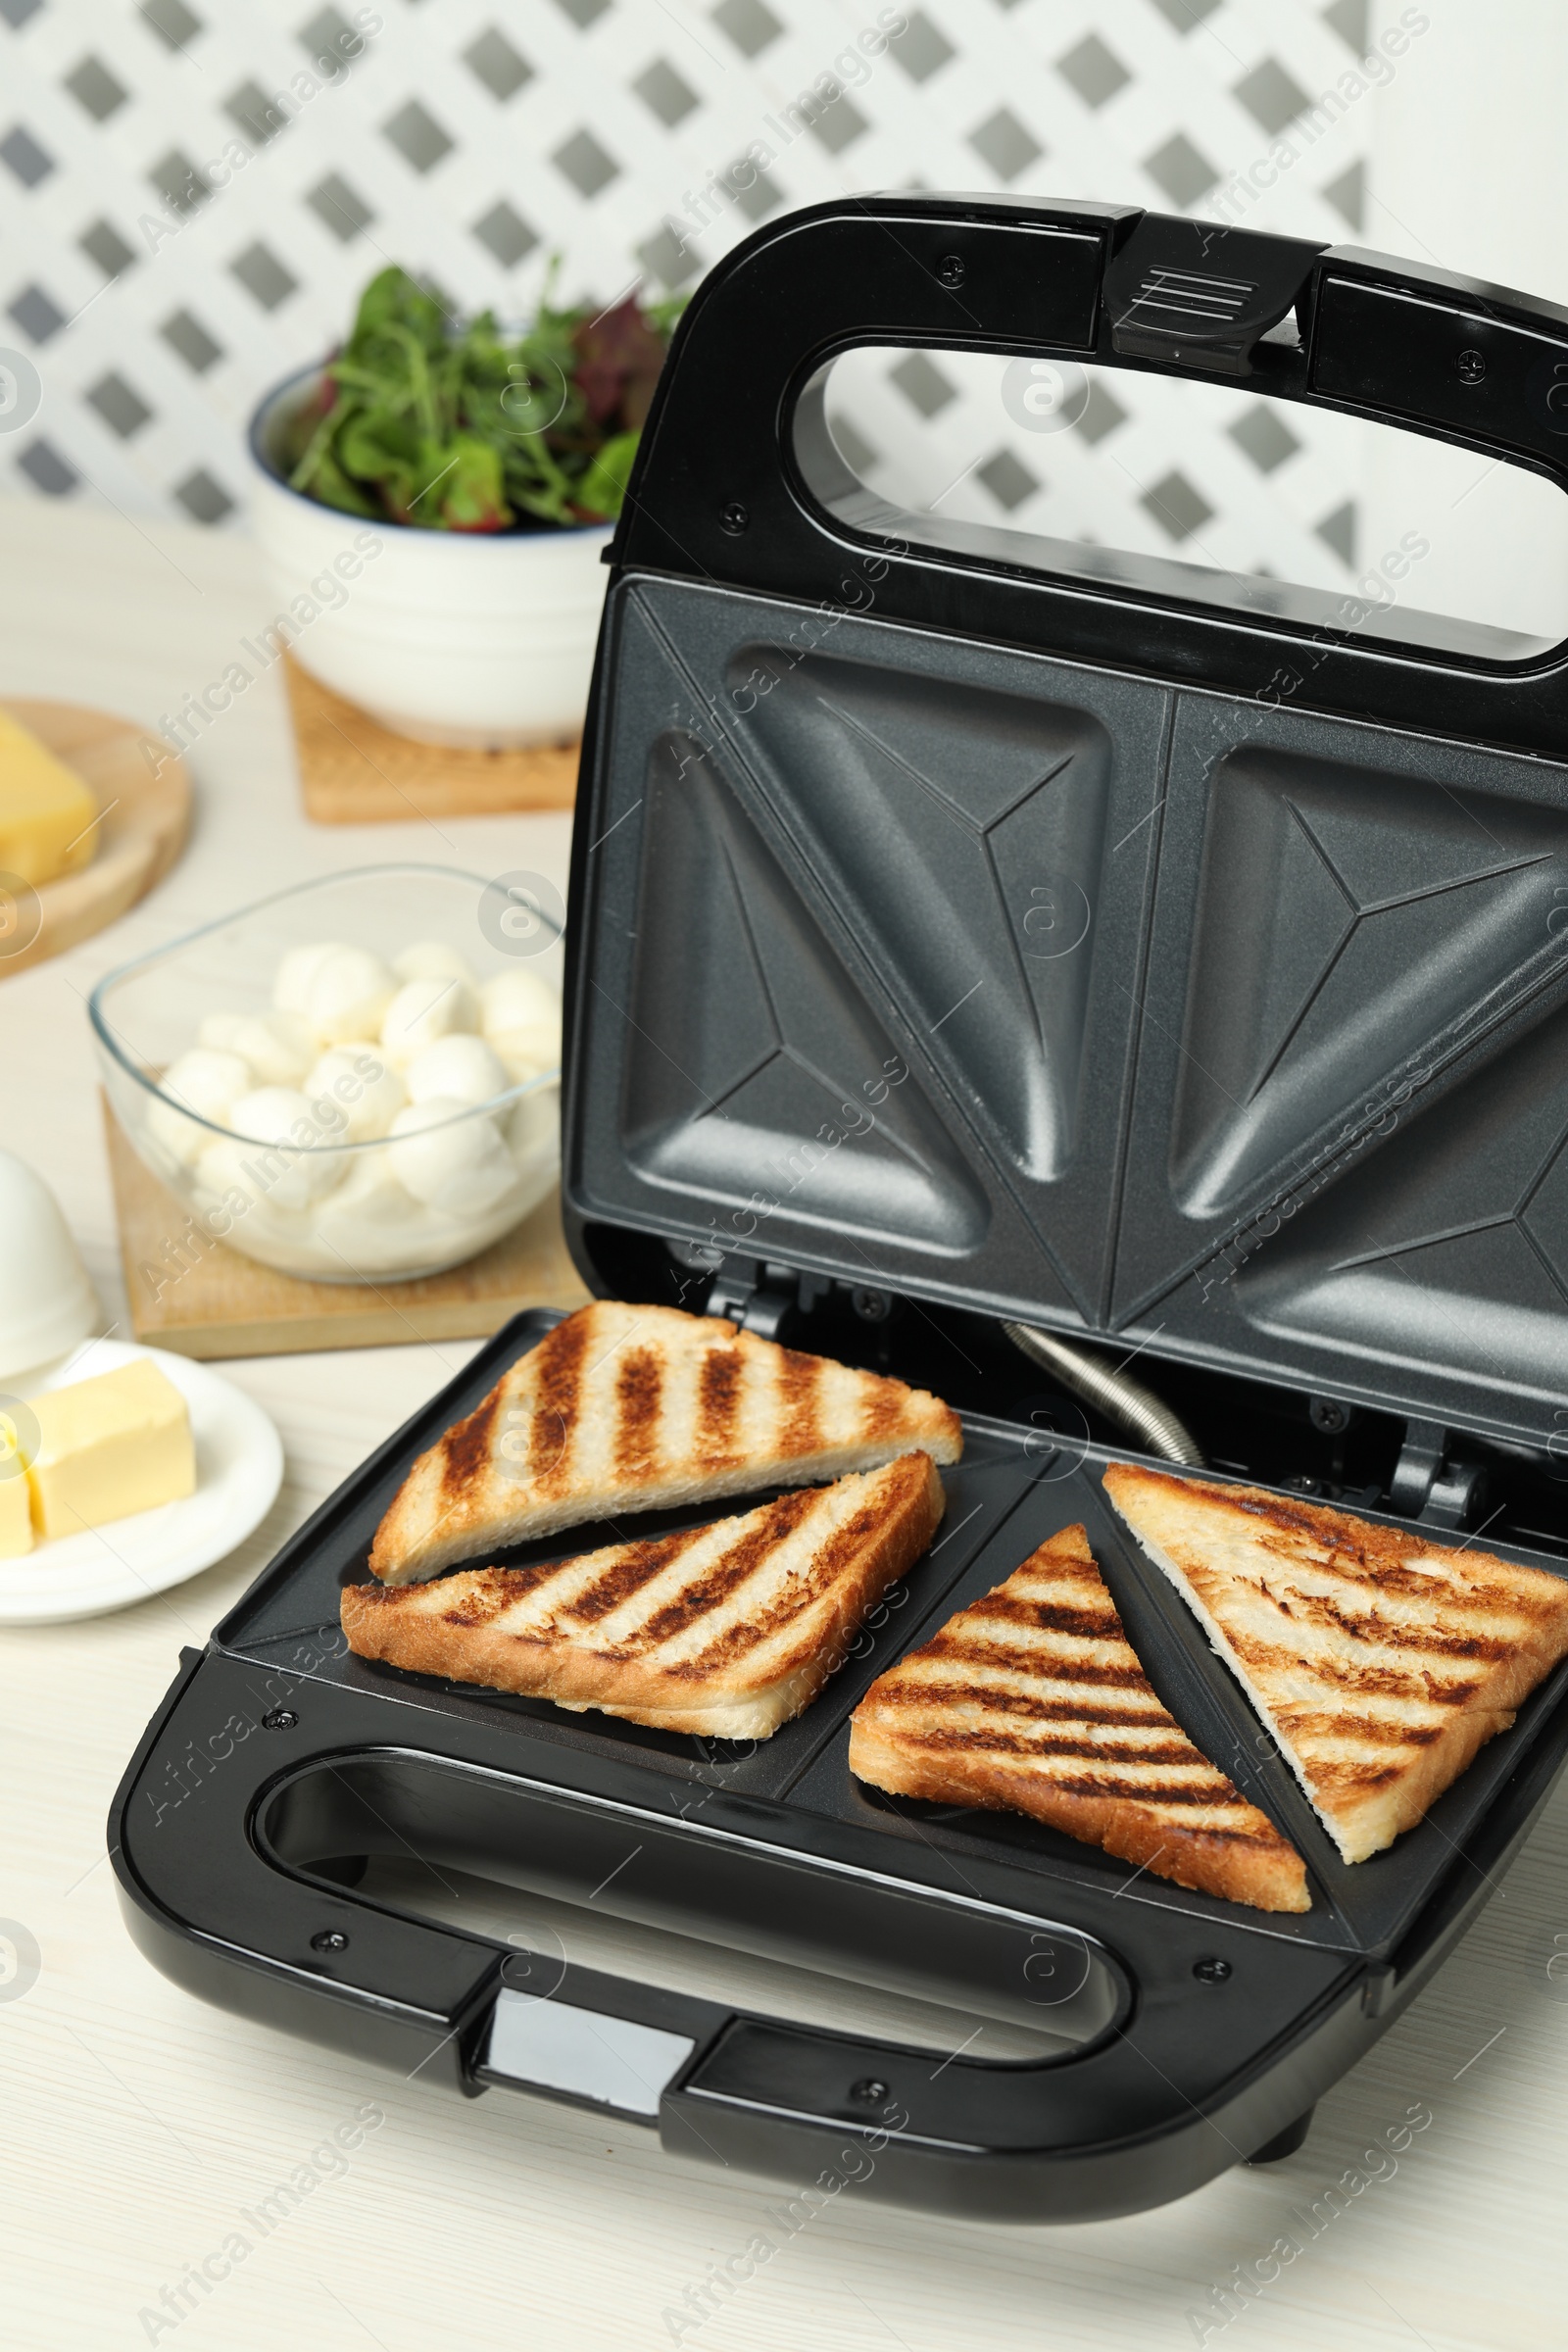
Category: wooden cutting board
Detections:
[
  {"x1": 0, "y1": 699, "x2": 190, "y2": 977},
  {"x1": 281, "y1": 654, "x2": 579, "y2": 823},
  {"x1": 103, "y1": 1098, "x2": 589, "y2": 1358}
]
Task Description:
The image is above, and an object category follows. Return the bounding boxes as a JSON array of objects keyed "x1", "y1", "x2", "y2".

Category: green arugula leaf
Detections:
[
  {"x1": 431, "y1": 436, "x2": 511, "y2": 531},
  {"x1": 298, "y1": 447, "x2": 378, "y2": 517},
  {"x1": 282, "y1": 263, "x2": 685, "y2": 534},
  {"x1": 572, "y1": 429, "x2": 640, "y2": 521}
]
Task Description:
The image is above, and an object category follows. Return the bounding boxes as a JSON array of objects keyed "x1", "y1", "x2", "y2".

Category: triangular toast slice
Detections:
[
  {"x1": 368, "y1": 1299, "x2": 962, "y2": 1585},
  {"x1": 1102, "y1": 1462, "x2": 1568, "y2": 1864},
  {"x1": 848, "y1": 1524, "x2": 1309, "y2": 1913},
  {"x1": 345, "y1": 1451, "x2": 946, "y2": 1740}
]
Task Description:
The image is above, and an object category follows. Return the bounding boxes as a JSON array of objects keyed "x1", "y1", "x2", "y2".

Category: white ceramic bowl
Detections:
[{"x1": 246, "y1": 366, "x2": 612, "y2": 749}]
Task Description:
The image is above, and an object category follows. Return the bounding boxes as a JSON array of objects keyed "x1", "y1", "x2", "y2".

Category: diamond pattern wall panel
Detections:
[{"x1": 0, "y1": 0, "x2": 1379, "y2": 548}]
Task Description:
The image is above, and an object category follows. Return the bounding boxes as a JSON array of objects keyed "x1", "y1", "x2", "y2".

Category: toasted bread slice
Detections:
[
  {"x1": 1102, "y1": 1462, "x2": 1568, "y2": 1864},
  {"x1": 848, "y1": 1524, "x2": 1308, "y2": 1913},
  {"x1": 344, "y1": 1451, "x2": 946, "y2": 1740},
  {"x1": 368, "y1": 1299, "x2": 962, "y2": 1586}
]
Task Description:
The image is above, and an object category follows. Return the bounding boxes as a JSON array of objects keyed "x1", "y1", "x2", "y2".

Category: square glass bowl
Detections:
[{"x1": 90, "y1": 864, "x2": 564, "y2": 1283}]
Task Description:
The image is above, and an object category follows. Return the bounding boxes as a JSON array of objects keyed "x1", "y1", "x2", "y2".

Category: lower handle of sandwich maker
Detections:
[
  {"x1": 470, "y1": 1943, "x2": 1356, "y2": 2223},
  {"x1": 102, "y1": 1650, "x2": 1388, "y2": 2221}
]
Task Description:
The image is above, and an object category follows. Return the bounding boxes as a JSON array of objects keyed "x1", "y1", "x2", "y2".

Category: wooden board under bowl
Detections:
[
  {"x1": 0, "y1": 698, "x2": 191, "y2": 977},
  {"x1": 281, "y1": 653, "x2": 579, "y2": 823},
  {"x1": 103, "y1": 1097, "x2": 589, "y2": 1358}
]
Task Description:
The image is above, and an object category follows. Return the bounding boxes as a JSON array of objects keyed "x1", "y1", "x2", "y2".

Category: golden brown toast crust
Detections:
[
  {"x1": 1102, "y1": 1462, "x2": 1568, "y2": 1863},
  {"x1": 368, "y1": 1299, "x2": 963, "y2": 1584},
  {"x1": 848, "y1": 1524, "x2": 1309, "y2": 1914},
  {"x1": 344, "y1": 1451, "x2": 947, "y2": 1739}
]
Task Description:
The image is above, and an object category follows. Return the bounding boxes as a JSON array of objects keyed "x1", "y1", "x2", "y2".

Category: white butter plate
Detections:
[{"x1": 0, "y1": 1340, "x2": 284, "y2": 1625}]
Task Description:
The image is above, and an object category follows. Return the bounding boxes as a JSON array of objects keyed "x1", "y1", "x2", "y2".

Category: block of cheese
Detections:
[
  {"x1": 0, "y1": 1464, "x2": 31, "y2": 1556},
  {"x1": 24, "y1": 1358, "x2": 195, "y2": 1541},
  {"x1": 0, "y1": 709, "x2": 99, "y2": 888}
]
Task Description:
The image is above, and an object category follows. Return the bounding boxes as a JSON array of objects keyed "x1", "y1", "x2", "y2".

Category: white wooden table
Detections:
[{"x1": 1, "y1": 494, "x2": 1563, "y2": 2352}]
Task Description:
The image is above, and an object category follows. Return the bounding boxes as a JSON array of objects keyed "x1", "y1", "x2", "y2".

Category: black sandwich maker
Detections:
[{"x1": 112, "y1": 196, "x2": 1568, "y2": 2221}]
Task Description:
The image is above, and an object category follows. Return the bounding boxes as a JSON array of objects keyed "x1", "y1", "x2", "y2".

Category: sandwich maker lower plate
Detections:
[
  {"x1": 113, "y1": 192, "x2": 1568, "y2": 2218},
  {"x1": 110, "y1": 1312, "x2": 1568, "y2": 2225}
]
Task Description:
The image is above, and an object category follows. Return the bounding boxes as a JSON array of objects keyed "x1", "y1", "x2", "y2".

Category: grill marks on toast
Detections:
[
  {"x1": 440, "y1": 1390, "x2": 501, "y2": 1503},
  {"x1": 886, "y1": 1681, "x2": 1173, "y2": 1731},
  {"x1": 636, "y1": 1489, "x2": 822, "y2": 1651},
  {"x1": 848, "y1": 1525, "x2": 1310, "y2": 1914},
  {"x1": 696, "y1": 1348, "x2": 742, "y2": 1467},
  {"x1": 530, "y1": 1306, "x2": 589, "y2": 1497},
  {"x1": 778, "y1": 1348, "x2": 822, "y2": 1456},
  {"x1": 679, "y1": 1489, "x2": 905, "y2": 1677},
  {"x1": 614, "y1": 1347, "x2": 662, "y2": 1478},
  {"x1": 564, "y1": 1526, "x2": 708, "y2": 1625},
  {"x1": 343, "y1": 1452, "x2": 948, "y2": 1739},
  {"x1": 968, "y1": 1592, "x2": 1123, "y2": 1642},
  {"x1": 368, "y1": 1300, "x2": 963, "y2": 1586},
  {"x1": 860, "y1": 1379, "x2": 913, "y2": 1442},
  {"x1": 1102, "y1": 1462, "x2": 1568, "y2": 1864}
]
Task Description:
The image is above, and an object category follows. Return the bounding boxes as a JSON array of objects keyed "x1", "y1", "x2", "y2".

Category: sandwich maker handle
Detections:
[
  {"x1": 473, "y1": 1944, "x2": 1353, "y2": 2224},
  {"x1": 612, "y1": 191, "x2": 1568, "y2": 718},
  {"x1": 110, "y1": 1648, "x2": 1365, "y2": 2223},
  {"x1": 622, "y1": 193, "x2": 1568, "y2": 526}
]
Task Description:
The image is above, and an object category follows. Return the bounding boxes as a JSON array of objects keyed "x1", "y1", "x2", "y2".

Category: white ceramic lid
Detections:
[{"x1": 0, "y1": 1151, "x2": 100, "y2": 1384}]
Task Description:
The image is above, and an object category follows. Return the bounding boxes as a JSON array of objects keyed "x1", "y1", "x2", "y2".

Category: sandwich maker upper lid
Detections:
[{"x1": 562, "y1": 193, "x2": 1568, "y2": 1452}]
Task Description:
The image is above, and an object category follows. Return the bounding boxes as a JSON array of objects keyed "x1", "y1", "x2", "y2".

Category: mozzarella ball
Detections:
[
  {"x1": 488, "y1": 1038, "x2": 555, "y2": 1086},
  {"x1": 506, "y1": 1084, "x2": 559, "y2": 1174},
  {"x1": 319, "y1": 1150, "x2": 420, "y2": 1229},
  {"x1": 387, "y1": 1099, "x2": 516, "y2": 1216},
  {"x1": 190, "y1": 1134, "x2": 252, "y2": 1211},
  {"x1": 225, "y1": 1084, "x2": 318, "y2": 1145},
  {"x1": 192, "y1": 1136, "x2": 335, "y2": 1273},
  {"x1": 305, "y1": 946, "x2": 397, "y2": 1046},
  {"x1": 480, "y1": 967, "x2": 561, "y2": 1034},
  {"x1": 204, "y1": 1010, "x2": 315, "y2": 1087},
  {"x1": 193, "y1": 1136, "x2": 312, "y2": 1232},
  {"x1": 311, "y1": 1153, "x2": 424, "y2": 1273},
  {"x1": 392, "y1": 940, "x2": 478, "y2": 993},
  {"x1": 137, "y1": 1105, "x2": 196, "y2": 1186},
  {"x1": 196, "y1": 1011, "x2": 248, "y2": 1054},
  {"x1": 193, "y1": 1135, "x2": 266, "y2": 1215},
  {"x1": 480, "y1": 968, "x2": 562, "y2": 1079},
  {"x1": 272, "y1": 940, "x2": 348, "y2": 1015},
  {"x1": 144, "y1": 1047, "x2": 253, "y2": 1169},
  {"x1": 305, "y1": 1047, "x2": 406, "y2": 1142},
  {"x1": 380, "y1": 974, "x2": 478, "y2": 1067},
  {"x1": 404, "y1": 1034, "x2": 509, "y2": 1109},
  {"x1": 164, "y1": 1047, "x2": 252, "y2": 1125},
  {"x1": 224, "y1": 1087, "x2": 344, "y2": 1209}
]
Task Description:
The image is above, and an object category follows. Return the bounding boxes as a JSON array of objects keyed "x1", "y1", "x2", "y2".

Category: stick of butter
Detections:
[
  {"x1": 0, "y1": 1457, "x2": 30, "y2": 1556},
  {"x1": 24, "y1": 1359, "x2": 196, "y2": 1541},
  {"x1": 0, "y1": 709, "x2": 100, "y2": 889}
]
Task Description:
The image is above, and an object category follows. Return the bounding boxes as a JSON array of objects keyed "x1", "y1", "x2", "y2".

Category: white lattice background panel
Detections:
[{"x1": 0, "y1": 0, "x2": 1385, "y2": 576}]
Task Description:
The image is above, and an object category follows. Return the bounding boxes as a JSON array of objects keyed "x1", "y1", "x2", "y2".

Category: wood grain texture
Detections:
[
  {"x1": 103, "y1": 1096, "x2": 588, "y2": 1357},
  {"x1": 0, "y1": 697, "x2": 190, "y2": 975},
  {"x1": 282, "y1": 653, "x2": 579, "y2": 822}
]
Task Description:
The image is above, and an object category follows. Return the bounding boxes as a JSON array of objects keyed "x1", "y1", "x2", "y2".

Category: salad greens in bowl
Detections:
[
  {"x1": 279, "y1": 266, "x2": 683, "y2": 533},
  {"x1": 246, "y1": 265, "x2": 685, "y2": 745}
]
